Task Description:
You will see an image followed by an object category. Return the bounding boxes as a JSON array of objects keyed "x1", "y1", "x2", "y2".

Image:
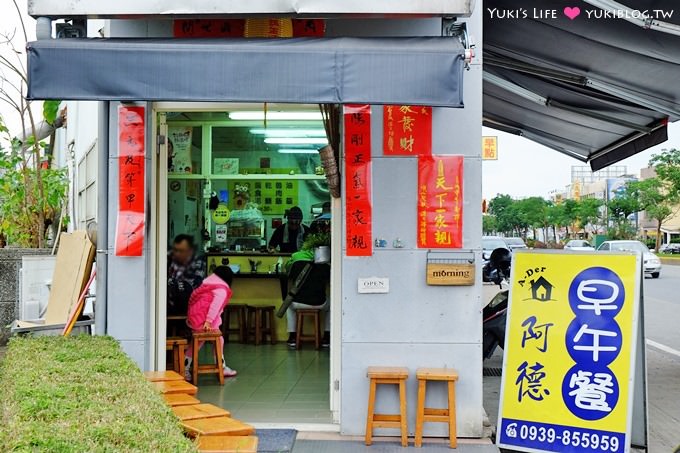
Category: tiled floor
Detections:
[{"x1": 196, "y1": 343, "x2": 332, "y2": 424}]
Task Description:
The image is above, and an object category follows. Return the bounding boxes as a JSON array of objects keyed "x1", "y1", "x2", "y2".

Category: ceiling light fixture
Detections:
[
  {"x1": 249, "y1": 128, "x2": 327, "y2": 137},
  {"x1": 229, "y1": 111, "x2": 323, "y2": 121},
  {"x1": 277, "y1": 148, "x2": 320, "y2": 154},
  {"x1": 265, "y1": 137, "x2": 329, "y2": 145}
]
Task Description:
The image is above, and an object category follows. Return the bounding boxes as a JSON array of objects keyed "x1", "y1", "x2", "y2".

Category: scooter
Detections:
[{"x1": 482, "y1": 248, "x2": 511, "y2": 360}]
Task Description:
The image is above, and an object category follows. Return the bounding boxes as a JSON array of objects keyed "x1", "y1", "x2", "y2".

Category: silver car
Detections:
[
  {"x1": 597, "y1": 240, "x2": 661, "y2": 278},
  {"x1": 564, "y1": 240, "x2": 595, "y2": 251}
]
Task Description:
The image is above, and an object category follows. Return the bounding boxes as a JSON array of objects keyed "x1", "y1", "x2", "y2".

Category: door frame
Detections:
[{"x1": 151, "y1": 102, "x2": 342, "y2": 421}]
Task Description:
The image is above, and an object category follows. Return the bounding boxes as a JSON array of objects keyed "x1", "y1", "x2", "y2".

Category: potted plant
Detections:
[{"x1": 302, "y1": 232, "x2": 331, "y2": 263}]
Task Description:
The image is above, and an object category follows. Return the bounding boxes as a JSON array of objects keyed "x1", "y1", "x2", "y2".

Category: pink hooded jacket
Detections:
[{"x1": 187, "y1": 274, "x2": 233, "y2": 331}]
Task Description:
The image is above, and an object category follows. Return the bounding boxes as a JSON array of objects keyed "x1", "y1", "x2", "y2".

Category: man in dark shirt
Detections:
[
  {"x1": 167, "y1": 234, "x2": 206, "y2": 316},
  {"x1": 285, "y1": 260, "x2": 331, "y2": 348},
  {"x1": 269, "y1": 206, "x2": 310, "y2": 253}
]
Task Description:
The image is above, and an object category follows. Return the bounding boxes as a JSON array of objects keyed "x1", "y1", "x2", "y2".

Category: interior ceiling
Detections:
[{"x1": 483, "y1": 0, "x2": 680, "y2": 170}]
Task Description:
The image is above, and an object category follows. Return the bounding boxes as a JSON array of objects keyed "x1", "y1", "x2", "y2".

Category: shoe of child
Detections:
[
  {"x1": 184, "y1": 368, "x2": 192, "y2": 382},
  {"x1": 223, "y1": 365, "x2": 238, "y2": 377}
]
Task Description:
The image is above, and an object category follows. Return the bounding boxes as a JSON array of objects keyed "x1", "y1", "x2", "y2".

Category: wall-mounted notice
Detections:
[
  {"x1": 383, "y1": 105, "x2": 432, "y2": 156},
  {"x1": 344, "y1": 104, "x2": 373, "y2": 257},
  {"x1": 417, "y1": 155, "x2": 463, "y2": 249},
  {"x1": 115, "y1": 106, "x2": 146, "y2": 257}
]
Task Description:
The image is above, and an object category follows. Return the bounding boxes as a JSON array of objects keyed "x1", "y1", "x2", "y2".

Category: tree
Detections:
[
  {"x1": 606, "y1": 182, "x2": 641, "y2": 240},
  {"x1": 576, "y1": 198, "x2": 604, "y2": 235},
  {"x1": 482, "y1": 214, "x2": 497, "y2": 235},
  {"x1": 488, "y1": 194, "x2": 520, "y2": 236},
  {"x1": 635, "y1": 177, "x2": 678, "y2": 252},
  {"x1": 650, "y1": 148, "x2": 680, "y2": 194},
  {"x1": 0, "y1": 1, "x2": 67, "y2": 248}
]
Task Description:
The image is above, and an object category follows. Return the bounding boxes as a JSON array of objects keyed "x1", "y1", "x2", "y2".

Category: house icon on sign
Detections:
[{"x1": 529, "y1": 276, "x2": 553, "y2": 301}]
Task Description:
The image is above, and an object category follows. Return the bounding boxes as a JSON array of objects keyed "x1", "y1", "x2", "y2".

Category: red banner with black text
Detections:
[
  {"x1": 383, "y1": 105, "x2": 432, "y2": 156},
  {"x1": 344, "y1": 105, "x2": 372, "y2": 257},
  {"x1": 417, "y1": 155, "x2": 463, "y2": 248},
  {"x1": 115, "y1": 106, "x2": 146, "y2": 257}
]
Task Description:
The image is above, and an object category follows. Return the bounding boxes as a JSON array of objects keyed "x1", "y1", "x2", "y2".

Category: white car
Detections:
[
  {"x1": 564, "y1": 240, "x2": 595, "y2": 251},
  {"x1": 597, "y1": 240, "x2": 661, "y2": 278}
]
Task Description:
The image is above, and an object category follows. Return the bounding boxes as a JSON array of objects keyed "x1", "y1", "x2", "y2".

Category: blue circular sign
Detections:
[
  {"x1": 565, "y1": 318, "x2": 622, "y2": 366},
  {"x1": 568, "y1": 267, "x2": 625, "y2": 319},
  {"x1": 562, "y1": 364, "x2": 619, "y2": 421}
]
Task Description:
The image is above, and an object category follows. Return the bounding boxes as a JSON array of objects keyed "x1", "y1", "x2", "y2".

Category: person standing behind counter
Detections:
[{"x1": 268, "y1": 206, "x2": 310, "y2": 253}]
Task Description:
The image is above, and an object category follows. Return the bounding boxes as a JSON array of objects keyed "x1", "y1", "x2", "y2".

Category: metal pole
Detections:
[{"x1": 95, "y1": 101, "x2": 109, "y2": 336}]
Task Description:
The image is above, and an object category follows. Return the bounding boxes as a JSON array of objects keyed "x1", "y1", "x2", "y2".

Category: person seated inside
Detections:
[
  {"x1": 269, "y1": 206, "x2": 310, "y2": 254},
  {"x1": 167, "y1": 234, "x2": 206, "y2": 318},
  {"x1": 285, "y1": 259, "x2": 331, "y2": 348}
]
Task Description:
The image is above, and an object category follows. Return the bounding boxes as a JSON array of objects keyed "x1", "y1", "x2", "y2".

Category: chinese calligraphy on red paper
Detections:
[
  {"x1": 383, "y1": 105, "x2": 432, "y2": 156},
  {"x1": 115, "y1": 106, "x2": 146, "y2": 257},
  {"x1": 417, "y1": 155, "x2": 463, "y2": 248},
  {"x1": 173, "y1": 19, "x2": 325, "y2": 38},
  {"x1": 344, "y1": 105, "x2": 372, "y2": 257}
]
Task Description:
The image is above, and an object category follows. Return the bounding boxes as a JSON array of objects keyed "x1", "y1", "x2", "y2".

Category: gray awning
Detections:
[
  {"x1": 484, "y1": 0, "x2": 680, "y2": 170},
  {"x1": 27, "y1": 37, "x2": 465, "y2": 107}
]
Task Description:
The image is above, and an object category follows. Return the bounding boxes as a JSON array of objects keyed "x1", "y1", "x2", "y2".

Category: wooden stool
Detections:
[
  {"x1": 144, "y1": 370, "x2": 184, "y2": 382},
  {"x1": 196, "y1": 435, "x2": 258, "y2": 453},
  {"x1": 164, "y1": 393, "x2": 201, "y2": 407},
  {"x1": 245, "y1": 305, "x2": 277, "y2": 345},
  {"x1": 167, "y1": 315, "x2": 188, "y2": 337},
  {"x1": 415, "y1": 368, "x2": 459, "y2": 448},
  {"x1": 222, "y1": 304, "x2": 246, "y2": 343},
  {"x1": 191, "y1": 330, "x2": 224, "y2": 385},
  {"x1": 172, "y1": 403, "x2": 231, "y2": 421},
  {"x1": 365, "y1": 367, "x2": 409, "y2": 447},
  {"x1": 182, "y1": 416, "x2": 255, "y2": 437},
  {"x1": 166, "y1": 337, "x2": 188, "y2": 375},
  {"x1": 152, "y1": 380, "x2": 198, "y2": 395},
  {"x1": 296, "y1": 309, "x2": 321, "y2": 350}
]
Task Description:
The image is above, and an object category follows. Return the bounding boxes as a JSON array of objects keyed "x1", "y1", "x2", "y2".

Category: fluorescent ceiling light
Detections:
[
  {"x1": 229, "y1": 111, "x2": 323, "y2": 121},
  {"x1": 249, "y1": 128, "x2": 327, "y2": 137},
  {"x1": 265, "y1": 137, "x2": 329, "y2": 145},
  {"x1": 278, "y1": 148, "x2": 320, "y2": 154}
]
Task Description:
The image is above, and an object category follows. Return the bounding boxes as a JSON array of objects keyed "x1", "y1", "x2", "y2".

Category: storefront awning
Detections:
[
  {"x1": 484, "y1": 0, "x2": 680, "y2": 170},
  {"x1": 27, "y1": 37, "x2": 466, "y2": 107}
]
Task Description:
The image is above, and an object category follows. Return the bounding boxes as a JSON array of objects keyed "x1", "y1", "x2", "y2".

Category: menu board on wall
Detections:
[
  {"x1": 344, "y1": 104, "x2": 373, "y2": 257},
  {"x1": 417, "y1": 155, "x2": 463, "y2": 249},
  {"x1": 383, "y1": 105, "x2": 432, "y2": 156},
  {"x1": 228, "y1": 179, "x2": 299, "y2": 215},
  {"x1": 115, "y1": 106, "x2": 146, "y2": 257}
]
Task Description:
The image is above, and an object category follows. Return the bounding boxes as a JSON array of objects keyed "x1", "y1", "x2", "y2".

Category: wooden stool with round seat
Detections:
[
  {"x1": 191, "y1": 330, "x2": 224, "y2": 385},
  {"x1": 365, "y1": 366, "x2": 410, "y2": 447},
  {"x1": 222, "y1": 303, "x2": 247, "y2": 343},
  {"x1": 414, "y1": 367, "x2": 459, "y2": 448},
  {"x1": 295, "y1": 309, "x2": 321, "y2": 350},
  {"x1": 245, "y1": 305, "x2": 277, "y2": 345}
]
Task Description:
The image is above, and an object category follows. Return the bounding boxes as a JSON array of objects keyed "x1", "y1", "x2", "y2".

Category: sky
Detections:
[{"x1": 2, "y1": 1, "x2": 679, "y2": 201}]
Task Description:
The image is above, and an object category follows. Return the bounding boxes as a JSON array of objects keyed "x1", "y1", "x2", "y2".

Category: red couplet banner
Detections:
[
  {"x1": 115, "y1": 106, "x2": 146, "y2": 257},
  {"x1": 417, "y1": 155, "x2": 463, "y2": 248},
  {"x1": 344, "y1": 104, "x2": 373, "y2": 257},
  {"x1": 383, "y1": 105, "x2": 432, "y2": 156},
  {"x1": 173, "y1": 19, "x2": 325, "y2": 38}
]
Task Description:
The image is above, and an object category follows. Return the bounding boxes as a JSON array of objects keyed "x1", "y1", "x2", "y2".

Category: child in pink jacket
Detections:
[{"x1": 184, "y1": 266, "x2": 237, "y2": 380}]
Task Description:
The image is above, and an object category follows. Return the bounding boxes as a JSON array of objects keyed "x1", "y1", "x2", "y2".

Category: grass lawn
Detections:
[{"x1": 0, "y1": 335, "x2": 197, "y2": 453}]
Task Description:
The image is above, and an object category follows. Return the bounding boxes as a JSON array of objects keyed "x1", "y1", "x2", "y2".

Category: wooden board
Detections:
[
  {"x1": 172, "y1": 403, "x2": 231, "y2": 421},
  {"x1": 144, "y1": 370, "x2": 185, "y2": 382},
  {"x1": 196, "y1": 435, "x2": 258, "y2": 453},
  {"x1": 182, "y1": 416, "x2": 255, "y2": 437},
  {"x1": 425, "y1": 263, "x2": 475, "y2": 286},
  {"x1": 152, "y1": 380, "x2": 198, "y2": 395},
  {"x1": 164, "y1": 393, "x2": 201, "y2": 407}
]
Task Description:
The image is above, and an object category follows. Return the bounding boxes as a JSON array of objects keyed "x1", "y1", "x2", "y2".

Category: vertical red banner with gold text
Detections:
[
  {"x1": 115, "y1": 106, "x2": 146, "y2": 257},
  {"x1": 417, "y1": 155, "x2": 463, "y2": 248},
  {"x1": 383, "y1": 105, "x2": 432, "y2": 156},
  {"x1": 344, "y1": 105, "x2": 372, "y2": 257}
]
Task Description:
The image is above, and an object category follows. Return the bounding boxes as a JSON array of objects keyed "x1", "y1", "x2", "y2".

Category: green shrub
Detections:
[{"x1": 0, "y1": 336, "x2": 196, "y2": 453}]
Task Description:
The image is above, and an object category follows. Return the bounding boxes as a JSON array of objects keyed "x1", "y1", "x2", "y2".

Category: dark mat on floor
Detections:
[
  {"x1": 256, "y1": 429, "x2": 298, "y2": 453},
  {"x1": 292, "y1": 440, "x2": 500, "y2": 452}
]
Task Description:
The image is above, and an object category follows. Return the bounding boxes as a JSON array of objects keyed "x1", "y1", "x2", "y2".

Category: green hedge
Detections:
[{"x1": 0, "y1": 336, "x2": 196, "y2": 453}]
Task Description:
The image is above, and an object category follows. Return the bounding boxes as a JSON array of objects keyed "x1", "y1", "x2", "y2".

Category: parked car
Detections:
[
  {"x1": 504, "y1": 237, "x2": 528, "y2": 251},
  {"x1": 659, "y1": 243, "x2": 680, "y2": 254},
  {"x1": 563, "y1": 239, "x2": 595, "y2": 251},
  {"x1": 597, "y1": 240, "x2": 662, "y2": 278}
]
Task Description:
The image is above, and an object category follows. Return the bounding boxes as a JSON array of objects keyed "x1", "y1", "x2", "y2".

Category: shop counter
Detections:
[{"x1": 209, "y1": 253, "x2": 291, "y2": 342}]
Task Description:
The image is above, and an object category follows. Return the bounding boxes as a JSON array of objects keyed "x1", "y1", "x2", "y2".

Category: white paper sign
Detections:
[{"x1": 358, "y1": 277, "x2": 389, "y2": 294}]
